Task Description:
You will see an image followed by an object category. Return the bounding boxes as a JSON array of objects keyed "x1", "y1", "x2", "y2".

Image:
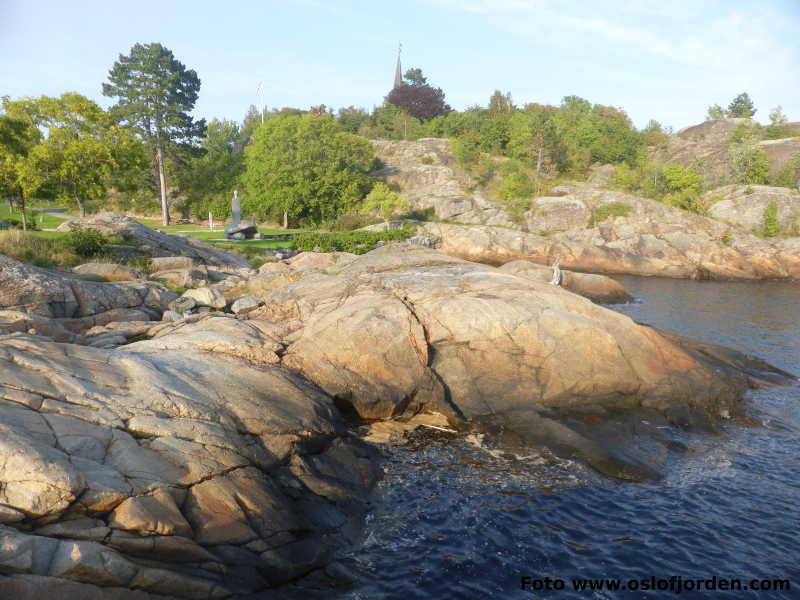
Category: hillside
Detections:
[{"x1": 370, "y1": 133, "x2": 800, "y2": 281}]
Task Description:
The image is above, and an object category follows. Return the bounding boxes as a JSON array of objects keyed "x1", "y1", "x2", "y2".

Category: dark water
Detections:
[{"x1": 343, "y1": 277, "x2": 800, "y2": 599}]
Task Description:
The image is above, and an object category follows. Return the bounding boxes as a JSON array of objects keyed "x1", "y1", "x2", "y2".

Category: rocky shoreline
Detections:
[{"x1": 0, "y1": 219, "x2": 795, "y2": 598}]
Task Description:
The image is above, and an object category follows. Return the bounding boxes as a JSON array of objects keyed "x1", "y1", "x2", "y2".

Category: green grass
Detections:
[
  {"x1": 588, "y1": 202, "x2": 631, "y2": 227},
  {"x1": 0, "y1": 204, "x2": 70, "y2": 230}
]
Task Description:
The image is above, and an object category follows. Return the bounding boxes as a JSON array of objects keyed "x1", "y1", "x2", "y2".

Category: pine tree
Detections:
[
  {"x1": 103, "y1": 43, "x2": 206, "y2": 225},
  {"x1": 727, "y1": 93, "x2": 756, "y2": 118}
]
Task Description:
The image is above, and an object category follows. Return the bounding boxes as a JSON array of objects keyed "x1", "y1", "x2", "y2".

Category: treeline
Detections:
[{"x1": 2, "y1": 42, "x2": 796, "y2": 232}]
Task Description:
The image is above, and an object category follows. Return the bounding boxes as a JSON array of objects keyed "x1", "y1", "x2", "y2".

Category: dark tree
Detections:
[
  {"x1": 103, "y1": 42, "x2": 206, "y2": 225},
  {"x1": 727, "y1": 92, "x2": 756, "y2": 118},
  {"x1": 387, "y1": 84, "x2": 451, "y2": 122},
  {"x1": 386, "y1": 68, "x2": 450, "y2": 122}
]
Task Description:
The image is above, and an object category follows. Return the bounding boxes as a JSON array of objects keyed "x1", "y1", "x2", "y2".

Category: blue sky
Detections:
[{"x1": 2, "y1": 0, "x2": 798, "y2": 131}]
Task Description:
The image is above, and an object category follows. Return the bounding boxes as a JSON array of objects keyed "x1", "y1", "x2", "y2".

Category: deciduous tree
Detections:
[{"x1": 243, "y1": 114, "x2": 375, "y2": 226}]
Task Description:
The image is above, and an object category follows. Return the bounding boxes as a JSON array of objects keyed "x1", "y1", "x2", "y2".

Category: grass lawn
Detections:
[
  {"x1": 0, "y1": 204, "x2": 71, "y2": 230},
  {"x1": 132, "y1": 218, "x2": 306, "y2": 251}
]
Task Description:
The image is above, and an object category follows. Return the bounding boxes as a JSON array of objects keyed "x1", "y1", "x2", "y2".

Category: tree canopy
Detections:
[
  {"x1": 242, "y1": 114, "x2": 375, "y2": 226},
  {"x1": 103, "y1": 42, "x2": 206, "y2": 225},
  {"x1": 386, "y1": 68, "x2": 451, "y2": 122},
  {"x1": 727, "y1": 92, "x2": 756, "y2": 118}
]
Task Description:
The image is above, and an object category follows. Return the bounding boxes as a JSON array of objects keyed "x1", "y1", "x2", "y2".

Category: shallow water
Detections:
[{"x1": 342, "y1": 276, "x2": 800, "y2": 599}]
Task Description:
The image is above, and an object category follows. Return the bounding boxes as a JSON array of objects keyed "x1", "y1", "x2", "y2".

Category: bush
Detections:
[
  {"x1": 361, "y1": 182, "x2": 409, "y2": 222},
  {"x1": 291, "y1": 226, "x2": 414, "y2": 254},
  {"x1": 763, "y1": 200, "x2": 780, "y2": 237},
  {"x1": 589, "y1": 202, "x2": 631, "y2": 227},
  {"x1": 62, "y1": 227, "x2": 108, "y2": 258}
]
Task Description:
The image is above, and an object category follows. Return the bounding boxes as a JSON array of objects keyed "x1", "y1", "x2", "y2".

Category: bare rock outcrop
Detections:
[
  {"x1": 57, "y1": 213, "x2": 250, "y2": 270},
  {"x1": 498, "y1": 260, "x2": 632, "y2": 303},
  {"x1": 1, "y1": 245, "x2": 794, "y2": 596},
  {"x1": 707, "y1": 184, "x2": 800, "y2": 235},
  {"x1": 254, "y1": 247, "x2": 782, "y2": 433},
  {"x1": 420, "y1": 196, "x2": 800, "y2": 280},
  {"x1": 0, "y1": 322, "x2": 379, "y2": 598},
  {"x1": 0, "y1": 254, "x2": 176, "y2": 319}
]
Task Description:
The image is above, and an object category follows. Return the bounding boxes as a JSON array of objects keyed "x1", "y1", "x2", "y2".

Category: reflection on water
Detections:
[{"x1": 342, "y1": 276, "x2": 800, "y2": 599}]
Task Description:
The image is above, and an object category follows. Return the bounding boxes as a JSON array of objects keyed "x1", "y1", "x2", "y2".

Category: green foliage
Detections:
[
  {"x1": 63, "y1": 227, "x2": 108, "y2": 257},
  {"x1": 291, "y1": 226, "x2": 413, "y2": 254},
  {"x1": 403, "y1": 68, "x2": 427, "y2": 86},
  {"x1": 730, "y1": 139, "x2": 769, "y2": 184},
  {"x1": 243, "y1": 114, "x2": 375, "y2": 226},
  {"x1": 706, "y1": 104, "x2": 728, "y2": 120},
  {"x1": 588, "y1": 202, "x2": 631, "y2": 227},
  {"x1": 612, "y1": 159, "x2": 709, "y2": 213},
  {"x1": 358, "y1": 102, "x2": 422, "y2": 140},
  {"x1": 178, "y1": 118, "x2": 245, "y2": 220},
  {"x1": 763, "y1": 200, "x2": 780, "y2": 237},
  {"x1": 721, "y1": 231, "x2": 733, "y2": 246},
  {"x1": 498, "y1": 160, "x2": 535, "y2": 200},
  {"x1": 641, "y1": 119, "x2": 670, "y2": 147},
  {"x1": 361, "y1": 182, "x2": 408, "y2": 222},
  {"x1": 765, "y1": 107, "x2": 792, "y2": 140},
  {"x1": 729, "y1": 123, "x2": 757, "y2": 143},
  {"x1": 727, "y1": 93, "x2": 756, "y2": 118},
  {"x1": 337, "y1": 106, "x2": 371, "y2": 134},
  {"x1": 451, "y1": 131, "x2": 482, "y2": 166},
  {"x1": 420, "y1": 156, "x2": 433, "y2": 165}
]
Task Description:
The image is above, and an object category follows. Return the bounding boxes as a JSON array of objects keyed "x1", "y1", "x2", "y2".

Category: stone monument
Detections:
[{"x1": 223, "y1": 190, "x2": 260, "y2": 240}]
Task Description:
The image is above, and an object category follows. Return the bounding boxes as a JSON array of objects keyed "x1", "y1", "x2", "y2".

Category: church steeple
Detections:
[{"x1": 393, "y1": 42, "x2": 403, "y2": 88}]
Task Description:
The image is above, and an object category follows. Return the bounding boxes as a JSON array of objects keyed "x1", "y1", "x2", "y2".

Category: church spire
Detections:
[{"x1": 393, "y1": 42, "x2": 403, "y2": 88}]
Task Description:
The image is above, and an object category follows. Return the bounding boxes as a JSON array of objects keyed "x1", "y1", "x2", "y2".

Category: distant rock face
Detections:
[
  {"x1": 57, "y1": 213, "x2": 250, "y2": 270},
  {"x1": 707, "y1": 184, "x2": 800, "y2": 235},
  {"x1": 371, "y1": 138, "x2": 517, "y2": 228},
  {"x1": 419, "y1": 186, "x2": 800, "y2": 281},
  {"x1": 654, "y1": 118, "x2": 800, "y2": 188}
]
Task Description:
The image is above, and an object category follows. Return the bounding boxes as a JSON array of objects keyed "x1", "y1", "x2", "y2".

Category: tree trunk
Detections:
[
  {"x1": 283, "y1": 210, "x2": 288, "y2": 230},
  {"x1": 156, "y1": 144, "x2": 170, "y2": 226},
  {"x1": 18, "y1": 192, "x2": 27, "y2": 232},
  {"x1": 76, "y1": 197, "x2": 86, "y2": 218}
]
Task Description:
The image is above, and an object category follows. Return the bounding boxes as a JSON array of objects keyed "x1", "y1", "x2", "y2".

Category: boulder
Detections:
[
  {"x1": 148, "y1": 266, "x2": 209, "y2": 289},
  {"x1": 230, "y1": 294, "x2": 260, "y2": 315},
  {"x1": 57, "y1": 213, "x2": 250, "y2": 269},
  {"x1": 168, "y1": 296, "x2": 197, "y2": 314},
  {"x1": 181, "y1": 287, "x2": 226, "y2": 310},
  {"x1": 150, "y1": 256, "x2": 195, "y2": 271},
  {"x1": 73, "y1": 263, "x2": 144, "y2": 282},
  {"x1": 223, "y1": 220, "x2": 258, "y2": 240}
]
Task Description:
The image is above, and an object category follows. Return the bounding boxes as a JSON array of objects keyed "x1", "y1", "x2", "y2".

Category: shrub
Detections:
[
  {"x1": 589, "y1": 202, "x2": 631, "y2": 227},
  {"x1": 291, "y1": 226, "x2": 414, "y2": 254},
  {"x1": 421, "y1": 156, "x2": 434, "y2": 165},
  {"x1": 62, "y1": 227, "x2": 108, "y2": 258},
  {"x1": 763, "y1": 200, "x2": 780, "y2": 237},
  {"x1": 721, "y1": 231, "x2": 733, "y2": 246},
  {"x1": 361, "y1": 182, "x2": 409, "y2": 222}
]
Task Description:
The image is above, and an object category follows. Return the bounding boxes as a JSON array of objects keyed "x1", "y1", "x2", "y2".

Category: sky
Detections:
[{"x1": 2, "y1": 0, "x2": 799, "y2": 131}]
